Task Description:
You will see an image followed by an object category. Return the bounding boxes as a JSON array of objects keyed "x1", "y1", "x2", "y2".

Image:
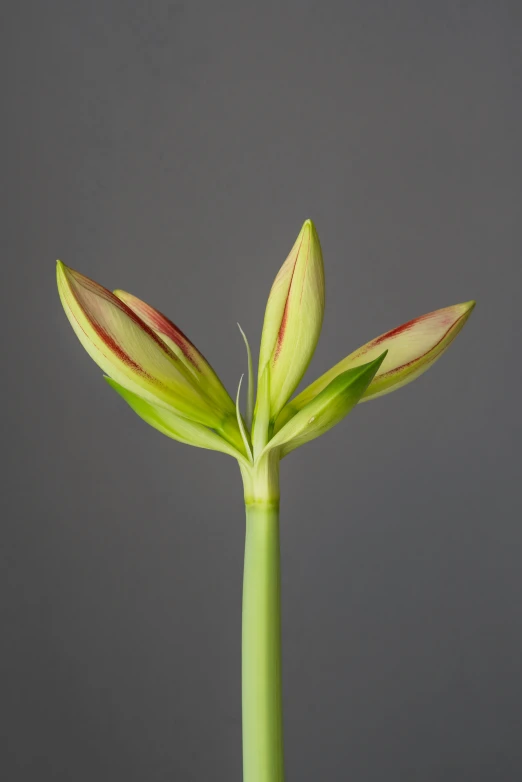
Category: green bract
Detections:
[
  {"x1": 105, "y1": 377, "x2": 251, "y2": 466},
  {"x1": 264, "y1": 354, "x2": 387, "y2": 458}
]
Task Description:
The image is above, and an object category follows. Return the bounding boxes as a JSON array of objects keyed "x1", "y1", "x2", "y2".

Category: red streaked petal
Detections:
[
  {"x1": 275, "y1": 301, "x2": 475, "y2": 429},
  {"x1": 113, "y1": 289, "x2": 235, "y2": 413},
  {"x1": 113, "y1": 290, "x2": 202, "y2": 370},
  {"x1": 56, "y1": 262, "x2": 221, "y2": 426}
]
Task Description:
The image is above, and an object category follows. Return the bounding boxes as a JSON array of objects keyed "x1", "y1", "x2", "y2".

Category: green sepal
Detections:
[
  {"x1": 263, "y1": 352, "x2": 387, "y2": 458},
  {"x1": 105, "y1": 377, "x2": 249, "y2": 466}
]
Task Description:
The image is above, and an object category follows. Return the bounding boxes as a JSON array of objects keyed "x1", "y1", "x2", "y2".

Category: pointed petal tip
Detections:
[
  {"x1": 451, "y1": 300, "x2": 476, "y2": 327},
  {"x1": 56, "y1": 259, "x2": 67, "y2": 279},
  {"x1": 56, "y1": 260, "x2": 75, "y2": 292},
  {"x1": 461, "y1": 300, "x2": 476, "y2": 314},
  {"x1": 301, "y1": 218, "x2": 319, "y2": 240},
  {"x1": 56, "y1": 261, "x2": 92, "y2": 290},
  {"x1": 56, "y1": 260, "x2": 76, "y2": 274}
]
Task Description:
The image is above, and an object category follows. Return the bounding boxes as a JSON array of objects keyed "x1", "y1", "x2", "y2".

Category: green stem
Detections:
[{"x1": 242, "y1": 500, "x2": 285, "y2": 782}]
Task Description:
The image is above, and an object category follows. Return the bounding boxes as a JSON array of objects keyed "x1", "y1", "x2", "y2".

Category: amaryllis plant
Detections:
[{"x1": 57, "y1": 220, "x2": 474, "y2": 782}]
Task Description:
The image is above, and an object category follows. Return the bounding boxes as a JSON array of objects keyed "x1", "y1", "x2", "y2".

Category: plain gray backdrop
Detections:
[{"x1": 3, "y1": 2, "x2": 522, "y2": 780}]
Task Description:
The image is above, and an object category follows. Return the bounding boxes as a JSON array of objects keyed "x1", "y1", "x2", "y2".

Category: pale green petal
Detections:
[{"x1": 257, "y1": 220, "x2": 325, "y2": 420}]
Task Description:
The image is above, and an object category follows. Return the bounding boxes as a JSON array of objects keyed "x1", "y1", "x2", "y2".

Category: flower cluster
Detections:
[{"x1": 57, "y1": 220, "x2": 474, "y2": 466}]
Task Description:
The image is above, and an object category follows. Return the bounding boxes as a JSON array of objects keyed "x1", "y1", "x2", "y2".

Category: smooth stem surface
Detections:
[{"x1": 242, "y1": 502, "x2": 285, "y2": 782}]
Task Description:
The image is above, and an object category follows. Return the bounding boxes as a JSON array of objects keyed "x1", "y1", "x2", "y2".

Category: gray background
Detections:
[{"x1": 3, "y1": 1, "x2": 522, "y2": 780}]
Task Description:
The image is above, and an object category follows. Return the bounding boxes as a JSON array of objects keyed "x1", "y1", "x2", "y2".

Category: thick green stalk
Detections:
[{"x1": 242, "y1": 496, "x2": 285, "y2": 782}]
